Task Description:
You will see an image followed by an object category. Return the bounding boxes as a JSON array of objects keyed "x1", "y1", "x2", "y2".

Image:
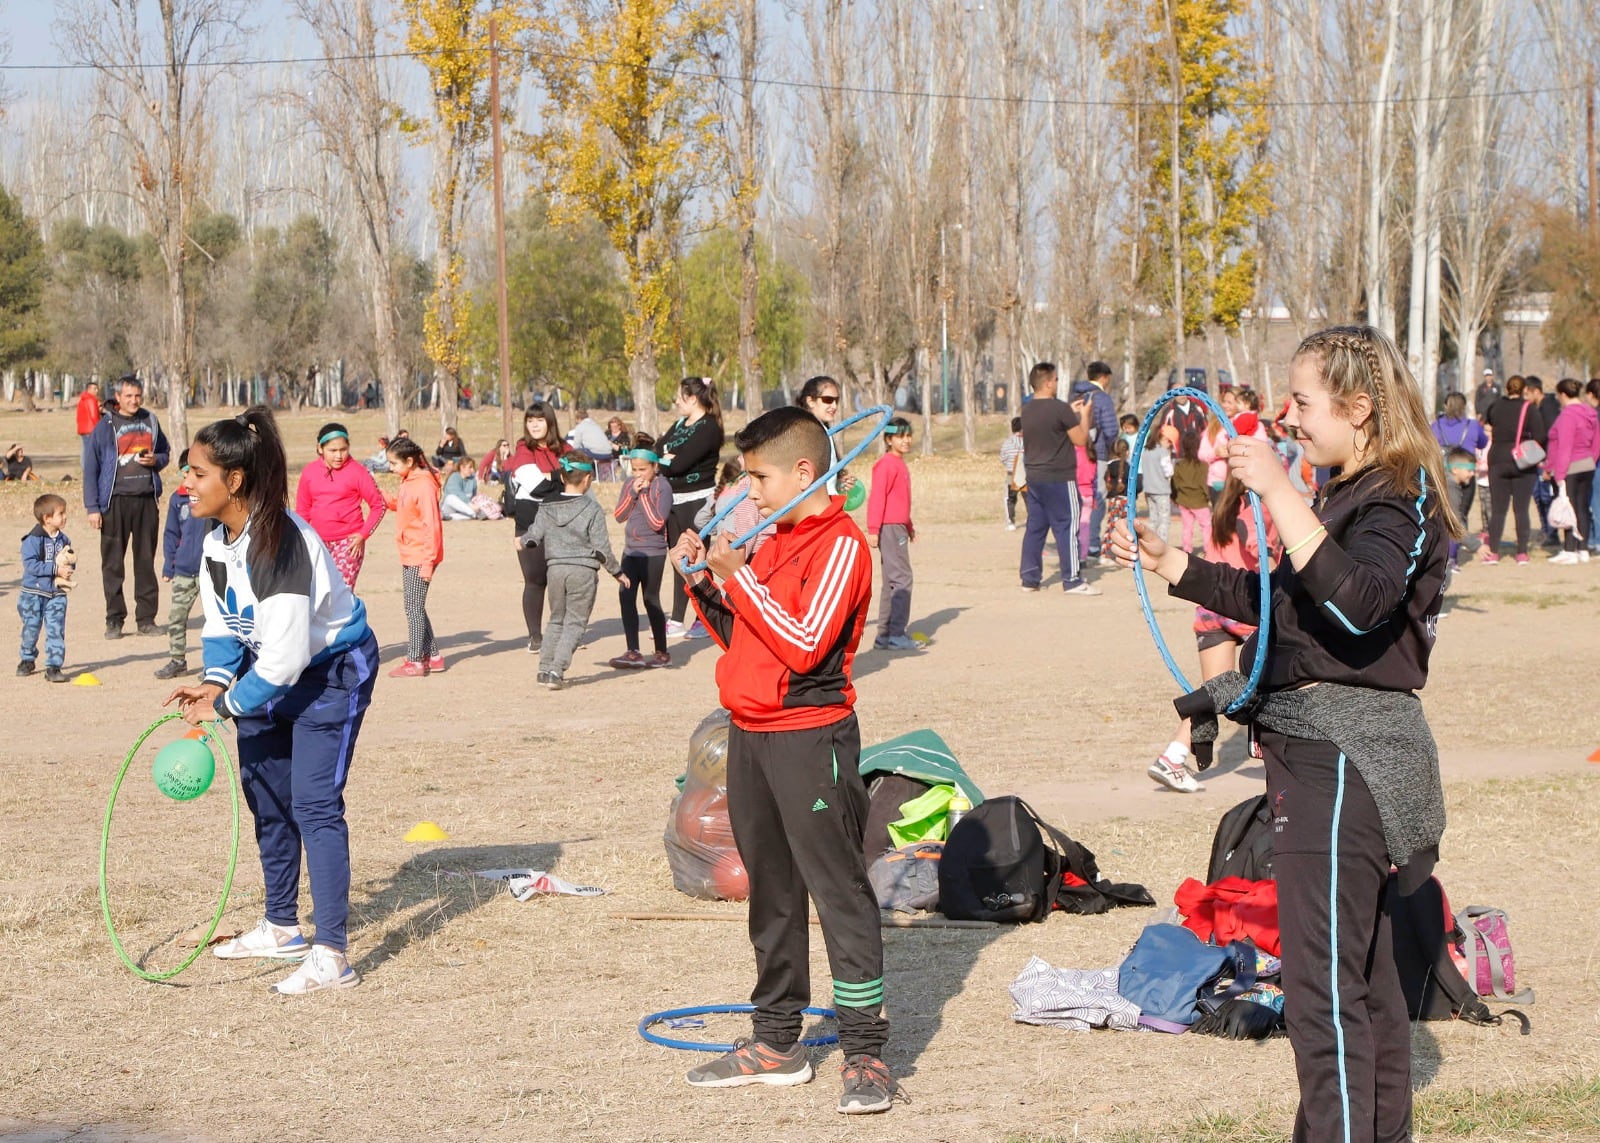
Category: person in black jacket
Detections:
[
  {"x1": 1112, "y1": 324, "x2": 1461, "y2": 1143},
  {"x1": 1481, "y1": 375, "x2": 1547, "y2": 564},
  {"x1": 657, "y1": 377, "x2": 725, "y2": 633}
]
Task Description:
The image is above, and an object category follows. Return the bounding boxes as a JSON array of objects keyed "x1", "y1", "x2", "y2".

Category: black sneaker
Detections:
[
  {"x1": 526, "y1": 636, "x2": 542, "y2": 654},
  {"x1": 685, "y1": 1038, "x2": 813, "y2": 1088},
  {"x1": 105, "y1": 624, "x2": 124, "y2": 640},
  {"x1": 136, "y1": 622, "x2": 164, "y2": 636},
  {"x1": 16, "y1": 660, "x2": 35, "y2": 677},
  {"x1": 535, "y1": 670, "x2": 551, "y2": 686},
  {"x1": 837, "y1": 1054, "x2": 899, "y2": 1114},
  {"x1": 44, "y1": 666, "x2": 68, "y2": 684},
  {"x1": 154, "y1": 658, "x2": 191, "y2": 680},
  {"x1": 544, "y1": 672, "x2": 564, "y2": 691}
]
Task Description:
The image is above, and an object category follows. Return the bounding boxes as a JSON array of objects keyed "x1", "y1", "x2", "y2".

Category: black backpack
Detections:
[
  {"x1": 1386, "y1": 873, "x2": 1528, "y2": 1031},
  {"x1": 939, "y1": 796, "x2": 1129, "y2": 922},
  {"x1": 1208, "y1": 795, "x2": 1275, "y2": 883}
]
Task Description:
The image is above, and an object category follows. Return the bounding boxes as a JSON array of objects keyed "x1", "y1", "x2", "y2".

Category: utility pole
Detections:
[
  {"x1": 490, "y1": 12, "x2": 514, "y2": 443},
  {"x1": 940, "y1": 224, "x2": 950, "y2": 415}
]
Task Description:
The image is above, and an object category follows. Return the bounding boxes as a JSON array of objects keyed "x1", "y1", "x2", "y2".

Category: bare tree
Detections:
[
  {"x1": 57, "y1": 0, "x2": 246, "y2": 445},
  {"x1": 295, "y1": 0, "x2": 410, "y2": 437},
  {"x1": 1363, "y1": 0, "x2": 1402, "y2": 336}
]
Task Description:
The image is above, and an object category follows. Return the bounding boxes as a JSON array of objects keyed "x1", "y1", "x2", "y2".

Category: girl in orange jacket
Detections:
[{"x1": 384, "y1": 438, "x2": 444, "y2": 677}]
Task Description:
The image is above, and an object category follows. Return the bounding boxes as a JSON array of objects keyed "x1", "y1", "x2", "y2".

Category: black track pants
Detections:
[
  {"x1": 664, "y1": 500, "x2": 703, "y2": 623},
  {"x1": 101, "y1": 494, "x2": 159, "y2": 627},
  {"x1": 1261, "y1": 730, "x2": 1412, "y2": 1143},
  {"x1": 726, "y1": 713, "x2": 889, "y2": 1058}
]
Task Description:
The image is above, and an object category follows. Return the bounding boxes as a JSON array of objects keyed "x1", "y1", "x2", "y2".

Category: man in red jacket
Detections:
[
  {"x1": 671, "y1": 407, "x2": 896, "y2": 1115},
  {"x1": 75, "y1": 380, "x2": 102, "y2": 471}
]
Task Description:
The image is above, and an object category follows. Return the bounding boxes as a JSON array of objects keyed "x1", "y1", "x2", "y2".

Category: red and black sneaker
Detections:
[
  {"x1": 684, "y1": 1038, "x2": 813, "y2": 1088},
  {"x1": 838, "y1": 1054, "x2": 900, "y2": 1114}
]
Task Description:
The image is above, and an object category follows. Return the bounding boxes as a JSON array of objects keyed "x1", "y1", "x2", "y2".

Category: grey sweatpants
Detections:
[
  {"x1": 541, "y1": 563, "x2": 599, "y2": 676},
  {"x1": 875, "y1": 523, "x2": 913, "y2": 640}
]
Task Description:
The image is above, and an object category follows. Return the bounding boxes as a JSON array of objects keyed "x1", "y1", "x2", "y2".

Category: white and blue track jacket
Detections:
[{"x1": 199, "y1": 510, "x2": 370, "y2": 718}]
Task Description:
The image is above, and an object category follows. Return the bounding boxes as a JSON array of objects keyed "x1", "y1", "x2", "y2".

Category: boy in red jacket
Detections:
[
  {"x1": 867, "y1": 416, "x2": 917, "y2": 651},
  {"x1": 671, "y1": 407, "x2": 896, "y2": 1115}
]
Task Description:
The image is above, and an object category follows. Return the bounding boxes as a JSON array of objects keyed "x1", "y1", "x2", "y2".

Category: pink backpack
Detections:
[{"x1": 1452, "y1": 906, "x2": 1533, "y2": 1004}]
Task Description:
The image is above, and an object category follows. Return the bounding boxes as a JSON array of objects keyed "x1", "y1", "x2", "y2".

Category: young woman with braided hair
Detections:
[{"x1": 1113, "y1": 325, "x2": 1462, "y2": 1143}]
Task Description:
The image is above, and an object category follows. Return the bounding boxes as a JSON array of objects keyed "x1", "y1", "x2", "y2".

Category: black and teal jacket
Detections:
[{"x1": 1169, "y1": 467, "x2": 1448, "y2": 694}]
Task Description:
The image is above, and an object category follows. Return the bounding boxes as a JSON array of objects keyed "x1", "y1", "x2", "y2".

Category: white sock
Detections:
[{"x1": 1165, "y1": 741, "x2": 1190, "y2": 766}]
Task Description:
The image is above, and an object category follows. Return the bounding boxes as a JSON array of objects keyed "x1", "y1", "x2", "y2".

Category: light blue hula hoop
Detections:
[
  {"x1": 1126, "y1": 387, "x2": 1272, "y2": 714},
  {"x1": 677, "y1": 404, "x2": 894, "y2": 575},
  {"x1": 638, "y1": 1003, "x2": 840, "y2": 1052}
]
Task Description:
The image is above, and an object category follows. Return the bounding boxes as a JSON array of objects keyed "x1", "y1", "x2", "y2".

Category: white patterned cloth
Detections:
[{"x1": 1008, "y1": 957, "x2": 1142, "y2": 1032}]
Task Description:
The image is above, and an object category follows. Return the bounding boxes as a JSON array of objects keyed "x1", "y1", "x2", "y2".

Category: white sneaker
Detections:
[
  {"x1": 1063, "y1": 583, "x2": 1103, "y2": 596},
  {"x1": 664, "y1": 619, "x2": 687, "y2": 637},
  {"x1": 1006, "y1": 523, "x2": 1018, "y2": 532},
  {"x1": 1148, "y1": 754, "x2": 1202, "y2": 793},
  {"x1": 1550, "y1": 551, "x2": 1579, "y2": 565},
  {"x1": 1581, "y1": 550, "x2": 1592, "y2": 563},
  {"x1": 213, "y1": 918, "x2": 310, "y2": 961},
  {"x1": 270, "y1": 944, "x2": 360, "y2": 995}
]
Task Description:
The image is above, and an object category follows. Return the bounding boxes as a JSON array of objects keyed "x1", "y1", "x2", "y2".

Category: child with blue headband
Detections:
[{"x1": 518, "y1": 455, "x2": 627, "y2": 689}]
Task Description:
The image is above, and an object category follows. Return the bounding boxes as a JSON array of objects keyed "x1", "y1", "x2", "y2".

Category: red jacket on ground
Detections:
[{"x1": 688, "y1": 496, "x2": 871, "y2": 732}]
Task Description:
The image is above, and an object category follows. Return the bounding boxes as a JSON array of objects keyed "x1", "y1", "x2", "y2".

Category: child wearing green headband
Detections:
[
  {"x1": 518, "y1": 459, "x2": 627, "y2": 689},
  {"x1": 608, "y1": 447, "x2": 673, "y2": 669}
]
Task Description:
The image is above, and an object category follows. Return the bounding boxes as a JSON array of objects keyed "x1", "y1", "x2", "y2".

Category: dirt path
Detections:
[{"x1": 3, "y1": 408, "x2": 1597, "y2": 1142}]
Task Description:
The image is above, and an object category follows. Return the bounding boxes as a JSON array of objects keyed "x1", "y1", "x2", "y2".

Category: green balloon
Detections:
[
  {"x1": 844, "y1": 480, "x2": 867, "y2": 512},
  {"x1": 151, "y1": 737, "x2": 216, "y2": 802}
]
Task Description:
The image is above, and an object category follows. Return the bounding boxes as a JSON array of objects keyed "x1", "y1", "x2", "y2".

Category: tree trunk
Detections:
[
  {"x1": 1365, "y1": 0, "x2": 1401, "y2": 333},
  {"x1": 1406, "y1": 0, "x2": 1438, "y2": 376},
  {"x1": 374, "y1": 265, "x2": 406, "y2": 439},
  {"x1": 631, "y1": 322, "x2": 660, "y2": 436}
]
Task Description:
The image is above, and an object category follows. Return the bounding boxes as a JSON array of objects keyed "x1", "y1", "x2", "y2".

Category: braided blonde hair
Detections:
[{"x1": 1292, "y1": 325, "x2": 1464, "y2": 539}]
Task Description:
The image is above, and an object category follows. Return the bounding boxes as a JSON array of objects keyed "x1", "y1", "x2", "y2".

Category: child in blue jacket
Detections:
[
  {"x1": 19, "y1": 493, "x2": 73, "y2": 682},
  {"x1": 155, "y1": 448, "x2": 211, "y2": 679}
]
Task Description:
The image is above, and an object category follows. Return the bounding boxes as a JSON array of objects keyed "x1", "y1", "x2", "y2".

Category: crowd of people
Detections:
[{"x1": 13, "y1": 338, "x2": 1578, "y2": 1128}]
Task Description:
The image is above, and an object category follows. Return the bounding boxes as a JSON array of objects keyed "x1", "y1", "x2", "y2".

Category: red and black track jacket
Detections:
[{"x1": 688, "y1": 496, "x2": 871, "y2": 732}]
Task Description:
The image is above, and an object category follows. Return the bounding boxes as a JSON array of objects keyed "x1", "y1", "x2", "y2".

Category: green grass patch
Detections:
[{"x1": 1030, "y1": 1076, "x2": 1600, "y2": 1142}]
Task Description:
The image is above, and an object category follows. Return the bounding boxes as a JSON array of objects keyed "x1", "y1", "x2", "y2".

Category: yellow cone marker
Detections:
[
  {"x1": 910, "y1": 632, "x2": 929, "y2": 645},
  {"x1": 404, "y1": 820, "x2": 449, "y2": 842},
  {"x1": 71, "y1": 672, "x2": 102, "y2": 686}
]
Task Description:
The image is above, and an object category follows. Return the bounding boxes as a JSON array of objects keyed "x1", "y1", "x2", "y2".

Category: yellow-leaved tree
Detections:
[
  {"x1": 526, "y1": 0, "x2": 729, "y2": 435},
  {"x1": 1113, "y1": 0, "x2": 1271, "y2": 374},
  {"x1": 402, "y1": 0, "x2": 527, "y2": 432}
]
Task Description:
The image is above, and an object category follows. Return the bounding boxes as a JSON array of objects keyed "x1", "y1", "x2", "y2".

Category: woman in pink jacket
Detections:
[
  {"x1": 1544, "y1": 378, "x2": 1600, "y2": 564},
  {"x1": 295, "y1": 422, "x2": 387, "y2": 589}
]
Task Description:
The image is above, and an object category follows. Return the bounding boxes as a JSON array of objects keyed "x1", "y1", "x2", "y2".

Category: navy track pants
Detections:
[{"x1": 235, "y1": 632, "x2": 378, "y2": 952}]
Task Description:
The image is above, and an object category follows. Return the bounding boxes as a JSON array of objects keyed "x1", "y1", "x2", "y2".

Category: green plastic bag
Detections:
[{"x1": 887, "y1": 783, "x2": 957, "y2": 847}]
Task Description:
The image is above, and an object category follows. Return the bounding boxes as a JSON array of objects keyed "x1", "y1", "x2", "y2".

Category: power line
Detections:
[{"x1": 3, "y1": 46, "x2": 1582, "y2": 111}]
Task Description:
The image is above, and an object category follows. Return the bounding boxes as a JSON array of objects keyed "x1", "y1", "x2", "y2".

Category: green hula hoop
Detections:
[{"x1": 99, "y1": 712, "x2": 241, "y2": 981}]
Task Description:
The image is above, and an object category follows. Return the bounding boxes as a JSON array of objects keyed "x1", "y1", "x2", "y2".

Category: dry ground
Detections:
[{"x1": 1, "y1": 405, "x2": 1597, "y2": 1143}]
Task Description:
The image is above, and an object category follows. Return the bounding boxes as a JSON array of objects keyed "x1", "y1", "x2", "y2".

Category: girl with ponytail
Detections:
[{"x1": 164, "y1": 406, "x2": 378, "y2": 995}]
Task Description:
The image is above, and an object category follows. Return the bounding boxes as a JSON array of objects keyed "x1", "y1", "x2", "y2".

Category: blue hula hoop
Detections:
[
  {"x1": 637, "y1": 1003, "x2": 840, "y2": 1052},
  {"x1": 1125, "y1": 387, "x2": 1272, "y2": 714},
  {"x1": 677, "y1": 404, "x2": 895, "y2": 575}
]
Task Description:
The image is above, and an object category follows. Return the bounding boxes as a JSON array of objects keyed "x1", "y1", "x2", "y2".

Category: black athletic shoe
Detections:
[
  {"x1": 105, "y1": 623, "x2": 124, "y2": 640},
  {"x1": 544, "y1": 672, "x2": 564, "y2": 691},
  {"x1": 44, "y1": 666, "x2": 68, "y2": 684},
  {"x1": 136, "y1": 622, "x2": 164, "y2": 637},
  {"x1": 837, "y1": 1054, "x2": 899, "y2": 1114},
  {"x1": 526, "y1": 636, "x2": 542, "y2": 653},
  {"x1": 16, "y1": 660, "x2": 35, "y2": 677},
  {"x1": 154, "y1": 658, "x2": 191, "y2": 680},
  {"x1": 535, "y1": 670, "x2": 551, "y2": 686}
]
